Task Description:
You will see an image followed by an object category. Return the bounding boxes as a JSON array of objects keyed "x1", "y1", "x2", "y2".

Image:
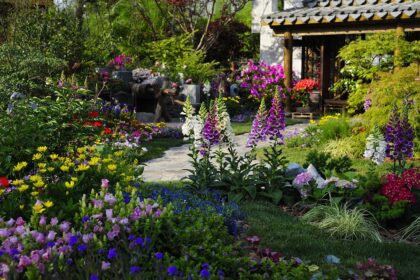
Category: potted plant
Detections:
[{"x1": 292, "y1": 79, "x2": 319, "y2": 112}]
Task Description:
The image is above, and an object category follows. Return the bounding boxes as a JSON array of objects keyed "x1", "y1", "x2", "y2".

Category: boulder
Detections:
[{"x1": 285, "y1": 163, "x2": 305, "y2": 178}]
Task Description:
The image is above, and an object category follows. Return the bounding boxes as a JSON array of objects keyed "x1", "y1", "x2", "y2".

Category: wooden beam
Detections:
[
  {"x1": 394, "y1": 25, "x2": 405, "y2": 70},
  {"x1": 320, "y1": 38, "x2": 331, "y2": 112},
  {"x1": 284, "y1": 31, "x2": 293, "y2": 112}
]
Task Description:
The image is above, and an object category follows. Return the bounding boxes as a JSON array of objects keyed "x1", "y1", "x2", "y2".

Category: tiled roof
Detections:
[{"x1": 262, "y1": 0, "x2": 419, "y2": 26}]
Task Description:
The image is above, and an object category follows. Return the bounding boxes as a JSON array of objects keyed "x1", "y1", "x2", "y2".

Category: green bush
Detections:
[
  {"x1": 323, "y1": 134, "x2": 366, "y2": 159},
  {"x1": 318, "y1": 116, "x2": 351, "y2": 144},
  {"x1": 302, "y1": 203, "x2": 382, "y2": 241}
]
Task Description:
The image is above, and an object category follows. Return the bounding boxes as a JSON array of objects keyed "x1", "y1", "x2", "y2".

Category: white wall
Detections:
[{"x1": 252, "y1": 0, "x2": 302, "y2": 78}]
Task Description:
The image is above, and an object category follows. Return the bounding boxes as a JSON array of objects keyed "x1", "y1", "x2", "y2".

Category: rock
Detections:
[
  {"x1": 306, "y1": 164, "x2": 326, "y2": 188},
  {"x1": 285, "y1": 163, "x2": 305, "y2": 177}
]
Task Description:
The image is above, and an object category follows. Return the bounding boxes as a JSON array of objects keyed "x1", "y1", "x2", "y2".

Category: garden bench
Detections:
[
  {"x1": 323, "y1": 99, "x2": 348, "y2": 115},
  {"x1": 292, "y1": 112, "x2": 313, "y2": 120}
]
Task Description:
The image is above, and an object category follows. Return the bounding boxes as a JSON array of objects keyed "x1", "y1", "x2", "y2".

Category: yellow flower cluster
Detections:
[
  {"x1": 222, "y1": 96, "x2": 241, "y2": 104},
  {"x1": 318, "y1": 113, "x2": 342, "y2": 125}
]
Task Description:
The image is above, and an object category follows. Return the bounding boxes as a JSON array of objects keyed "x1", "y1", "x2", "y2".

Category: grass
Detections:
[
  {"x1": 140, "y1": 138, "x2": 185, "y2": 162},
  {"x1": 241, "y1": 201, "x2": 420, "y2": 279},
  {"x1": 255, "y1": 145, "x2": 392, "y2": 176},
  {"x1": 231, "y1": 118, "x2": 303, "y2": 135}
]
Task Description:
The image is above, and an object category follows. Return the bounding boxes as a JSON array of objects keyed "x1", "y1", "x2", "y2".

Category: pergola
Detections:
[{"x1": 261, "y1": 0, "x2": 420, "y2": 111}]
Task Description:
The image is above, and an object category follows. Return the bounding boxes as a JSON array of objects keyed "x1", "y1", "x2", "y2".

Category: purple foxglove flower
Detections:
[
  {"x1": 101, "y1": 179, "x2": 109, "y2": 188},
  {"x1": 264, "y1": 93, "x2": 285, "y2": 142},
  {"x1": 247, "y1": 98, "x2": 267, "y2": 147},
  {"x1": 385, "y1": 105, "x2": 414, "y2": 160},
  {"x1": 202, "y1": 106, "x2": 220, "y2": 147},
  {"x1": 105, "y1": 209, "x2": 113, "y2": 220},
  {"x1": 47, "y1": 231, "x2": 56, "y2": 241}
]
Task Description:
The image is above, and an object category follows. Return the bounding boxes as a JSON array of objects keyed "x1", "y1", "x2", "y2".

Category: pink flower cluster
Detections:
[
  {"x1": 110, "y1": 54, "x2": 132, "y2": 68},
  {"x1": 381, "y1": 167, "x2": 420, "y2": 204},
  {"x1": 237, "y1": 60, "x2": 285, "y2": 98}
]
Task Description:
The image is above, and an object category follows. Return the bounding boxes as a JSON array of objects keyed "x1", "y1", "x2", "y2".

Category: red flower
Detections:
[
  {"x1": 380, "y1": 167, "x2": 420, "y2": 204},
  {"x1": 292, "y1": 79, "x2": 319, "y2": 92},
  {"x1": 0, "y1": 177, "x2": 9, "y2": 187},
  {"x1": 103, "y1": 128, "x2": 112, "y2": 135},
  {"x1": 88, "y1": 111, "x2": 99, "y2": 119},
  {"x1": 83, "y1": 121, "x2": 92, "y2": 126},
  {"x1": 92, "y1": 121, "x2": 103, "y2": 127}
]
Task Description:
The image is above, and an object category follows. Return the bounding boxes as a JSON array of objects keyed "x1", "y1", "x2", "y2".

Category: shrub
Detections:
[
  {"x1": 304, "y1": 150, "x2": 353, "y2": 178},
  {"x1": 303, "y1": 203, "x2": 382, "y2": 241},
  {"x1": 323, "y1": 134, "x2": 366, "y2": 159},
  {"x1": 317, "y1": 115, "x2": 351, "y2": 143}
]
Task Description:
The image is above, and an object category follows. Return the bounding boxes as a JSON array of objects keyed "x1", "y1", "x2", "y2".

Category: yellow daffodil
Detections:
[
  {"x1": 33, "y1": 203, "x2": 45, "y2": 214},
  {"x1": 50, "y1": 154, "x2": 59, "y2": 160},
  {"x1": 37, "y1": 146, "x2": 47, "y2": 153},
  {"x1": 32, "y1": 153, "x2": 42, "y2": 160},
  {"x1": 65, "y1": 181, "x2": 75, "y2": 189},
  {"x1": 107, "y1": 164, "x2": 117, "y2": 172},
  {"x1": 12, "y1": 179, "x2": 24, "y2": 186},
  {"x1": 30, "y1": 175, "x2": 42, "y2": 182},
  {"x1": 47, "y1": 167, "x2": 55, "y2": 172},
  {"x1": 31, "y1": 191, "x2": 39, "y2": 197},
  {"x1": 33, "y1": 180, "x2": 45, "y2": 188},
  {"x1": 60, "y1": 165, "x2": 70, "y2": 172},
  {"x1": 78, "y1": 154, "x2": 86, "y2": 160},
  {"x1": 18, "y1": 184, "x2": 29, "y2": 192},
  {"x1": 75, "y1": 164, "x2": 90, "y2": 172},
  {"x1": 88, "y1": 157, "x2": 100, "y2": 166},
  {"x1": 13, "y1": 161, "x2": 28, "y2": 172},
  {"x1": 44, "y1": 200, "x2": 53, "y2": 208},
  {"x1": 77, "y1": 147, "x2": 87, "y2": 154}
]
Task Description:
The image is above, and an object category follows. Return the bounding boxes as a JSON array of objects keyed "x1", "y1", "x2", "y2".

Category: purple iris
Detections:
[
  {"x1": 154, "y1": 252, "x2": 163, "y2": 260},
  {"x1": 167, "y1": 266, "x2": 178, "y2": 277}
]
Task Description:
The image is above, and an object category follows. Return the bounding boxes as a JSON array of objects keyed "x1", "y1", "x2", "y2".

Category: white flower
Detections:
[{"x1": 364, "y1": 128, "x2": 386, "y2": 165}]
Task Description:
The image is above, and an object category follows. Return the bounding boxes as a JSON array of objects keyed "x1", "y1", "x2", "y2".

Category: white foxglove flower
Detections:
[{"x1": 364, "y1": 127, "x2": 386, "y2": 165}]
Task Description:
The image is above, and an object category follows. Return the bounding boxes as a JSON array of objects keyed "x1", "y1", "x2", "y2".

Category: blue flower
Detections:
[
  {"x1": 201, "y1": 263, "x2": 210, "y2": 270},
  {"x1": 90, "y1": 274, "x2": 99, "y2": 280},
  {"x1": 200, "y1": 269, "x2": 210, "y2": 278},
  {"x1": 68, "y1": 235, "x2": 78, "y2": 246},
  {"x1": 217, "y1": 270, "x2": 224, "y2": 276},
  {"x1": 130, "y1": 266, "x2": 141, "y2": 274},
  {"x1": 66, "y1": 259, "x2": 74, "y2": 266},
  {"x1": 167, "y1": 266, "x2": 178, "y2": 277},
  {"x1": 47, "y1": 241, "x2": 55, "y2": 247},
  {"x1": 78, "y1": 244, "x2": 88, "y2": 253},
  {"x1": 154, "y1": 252, "x2": 163, "y2": 260},
  {"x1": 135, "y1": 237, "x2": 144, "y2": 246},
  {"x1": 82, "y1": 216, "x2": 90, "y2": 223},
  {"x1": 107, "y1": 248, "x2": 117, "y2": 260},
  {"x1": 128, "y1": 235, "x2": 136, "y2": 241}
]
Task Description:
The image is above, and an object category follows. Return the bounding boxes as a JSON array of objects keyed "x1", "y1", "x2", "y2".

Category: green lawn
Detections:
[
  {"x1": 141, "y1": 138, "x2": 185, "y2": 162},
  {"x1": 241, "y1": 201, "x2": 420, "y2": 280},
  {"x1": 232, "y1": 118, "x2": 303, "y2": 135}
]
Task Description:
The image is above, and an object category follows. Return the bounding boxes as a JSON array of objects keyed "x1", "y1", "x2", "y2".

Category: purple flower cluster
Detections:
[
  {"x1": 265, "y1": 93, "x2": 286, "y2": 142},
  {"x1": 237, "y1": 60, "x2": 285, "y2": 98},
  {"x1": 247, "y1": 99, "x2": 267, "y2": 148},
  {"x1": 246, "y1": 94, "x2": 286, "y2": 147},
  {"x1": 363, "y1": 98, "x2": 372, "y2": 111},
  {"x1": 202, "y1": 103, "x2": 220, "y2": 147},
  {"x1": 385, "y1": 106, "x2": 414, "y2": 160}
]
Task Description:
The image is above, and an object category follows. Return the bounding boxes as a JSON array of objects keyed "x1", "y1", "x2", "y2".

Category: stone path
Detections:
[{"x1": 142, "y1": 123, "x2": 308, "y2": 182}]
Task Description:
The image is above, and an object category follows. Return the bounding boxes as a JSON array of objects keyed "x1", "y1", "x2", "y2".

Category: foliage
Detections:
[
  {"x1": 323, "y1": 135, "x2": 366, "y2": 159},
  {"x1": 401, "y1": 216, "x2": 420, "y2": 244},
  {"x1": 147, "y1": 33, "x2": 218, "y2": 83},
  {"x1": 317, "y1": 114, "x2": 351, "y2": 143},
  {"x1": 302, "y1": 203, "x2": 382, "y2": 242},
  {"x1": 304, "y1": 150, "x2": 353, "y2": 178},
  {"x1": 356, "y1": 258, "x2": 398, "y2": 280},
  {"x1": 363, "y1": 64, "x2": 419, "y2": 132},
  {"x1": 258, "y1": 142, "x2": 290, "y2": 204}
]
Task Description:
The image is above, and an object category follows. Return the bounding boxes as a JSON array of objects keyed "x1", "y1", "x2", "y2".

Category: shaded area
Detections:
[{"x1": 241, "y1": 201, "x2": 420, "y2": 280}]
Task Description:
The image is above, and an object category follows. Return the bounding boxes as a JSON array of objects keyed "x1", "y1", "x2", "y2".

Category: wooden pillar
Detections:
[
  {"x1": 284, "y1": 31, "x2": 293, "y2": 112},
  {"x1": 394, "y1": 25, "x2": 405, "y2": 70},
  {"x1": 320, "y1": 38, "x2": 331, "y2": 112}
]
